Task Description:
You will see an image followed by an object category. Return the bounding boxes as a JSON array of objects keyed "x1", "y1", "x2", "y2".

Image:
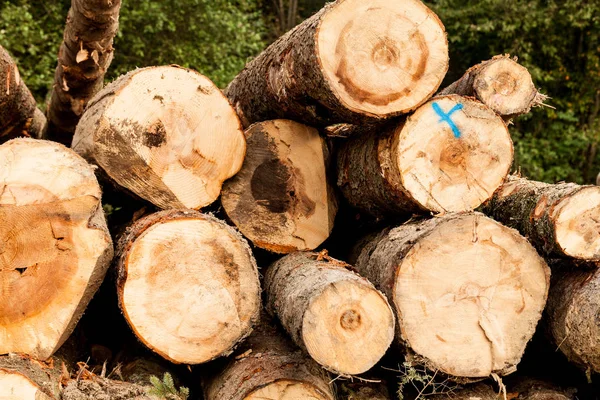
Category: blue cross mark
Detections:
[{"x1": 432, "y1": 102, "x2": 464, "y2": 138}]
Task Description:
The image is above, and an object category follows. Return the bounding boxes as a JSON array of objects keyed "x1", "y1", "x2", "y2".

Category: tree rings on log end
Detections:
[
  {"x1": 245, "y1": 380, "x2": 331, "y2": 400},
  {"x1": 0, "y1": 369, "x2": 54, "y2": 400},
  {"x1": 318, "y1": 0, "x2": 449, "y2": 117},
  {"x1": 117, "y1": 210, "x2": 261, "y2": 364}
]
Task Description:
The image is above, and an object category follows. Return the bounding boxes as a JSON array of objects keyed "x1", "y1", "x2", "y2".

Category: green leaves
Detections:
[{"x1": 147, "y1": 373, "x2": 189, "y2": 400}]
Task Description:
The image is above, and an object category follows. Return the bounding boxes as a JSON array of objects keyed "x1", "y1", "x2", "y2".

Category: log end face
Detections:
[
  {"x1": 554, "y1": 186, "x2": 600, "y2": 260},
  {"x1": 302, "y1": 279, "x2": 395, "y2": 375},
  {"x1": 0, "y1": 370, "x2": 54, "y2": 400},
  {"x1": 317, "y1": 0, "x2": 448, "y2": 118},
  {"x1": 397, "y1": 96, "x2": 513, "y2": 213},
  {"x1": 245, "y1": 380, "x2": 332, "y2": 400}
]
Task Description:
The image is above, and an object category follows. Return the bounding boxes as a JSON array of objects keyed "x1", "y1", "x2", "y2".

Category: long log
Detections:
[
  {"x1": 439, "y1": 55, "x2": 546, "y2": 119},
  {"x1": 0, "y1": 138, "x2": 113, "y2": 360},
  {"x1": 483, "y1": 176, "x2": 600, "y2": 260},
  {"x1": 203, "y1": 320, "x2": 335, "y2": 400},
  {"x1": 0, "y1": 46, "x2": 45, "y2": 141},
  {"x1": 337, "y1": 95, "x2": 513, "y2": 217},
  {"x1": 350, "y1": 213, "x2": 550, "y2": 379},
  {"x1": 72, "y1": 66, "x2": 246, "y2": 210},
  {"x1": 264, "y1": 251, "x2": 395, "y2": 375},
  {"x1": 116, "y1": 210, "x2": 261, "y2": 365},
  {"x1": 45, "y1": 0, "x2": 122, "y2": 145},
  {"x1": 545, "y1": 262, "x2": 600, "y2": 374},
  {"x1": 225, "y1": 0, "x2": 449, "y2": 128},
  {"x1": 221, "y1": 120, "x2": 338, "y2": 253}
]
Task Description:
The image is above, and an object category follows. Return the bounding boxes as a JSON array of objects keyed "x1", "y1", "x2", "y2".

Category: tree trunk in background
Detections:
[
  {"x1": 0, "y1": 46, "x2": 46, "y2": 142},
  {"x1": 350, "y1": 213, "x2": 550, "y2": 380},
  {"x1": 226, "y1": 0, "x2": 448, "y2": 128},
  {"x1": 438, "y1": 55, "x2": 546, "y2": 119},
  {"x1": 116, "y1": 210, "x2": 261, "y2": 365},
  {"x1": 264, "y1": 251, "x2": 395, "y2": 375},
  {"x1": 72, "y1": 66, "x2": 246, "y2": 210},
  {"x1": 483, "y1": 176, "x2": 600, "y2": 260},
  {"x1": 221, "y1": 120, "x2": 337, "y2": 254},
  {"x1": 337, "y1": 95, "x2": 513, "y2": 217},
  {"x1": 0, "y1": 138, "x2": 113, "y2": 360},
  {"x1": 45, "y1": 0, "x2": 121, "y2": 145}
]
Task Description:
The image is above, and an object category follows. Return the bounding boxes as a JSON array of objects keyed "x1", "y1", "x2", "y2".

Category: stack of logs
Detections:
[{"x1": 0, "y1": 0, "x2": 598, "y2": 398}]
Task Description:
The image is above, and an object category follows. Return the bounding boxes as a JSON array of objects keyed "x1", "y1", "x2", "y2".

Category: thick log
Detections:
[
  {"x1": 0, "y1": 138, "x2": 113, "y2": 360},
  {"x1": 0, "y1": 46, "x2": 45, "y2": 141},
  {"x1": 545, "y1": 262, "x2": 600, "y2": 374},
  {"x1": 337, "y1": 95, "x2": 513, "y2": 217},
  {"x1": 265, "y1": 251, "x2": 395, "y2": 375},
  {"x1": 72, "y1": 66, "x2": 246, "y2": 210},
  {"x1": 116, "y1": 210, "x2": 261, "y2": 365},
  {"x1": 483, "y1": 176, "x2": 600, "y2": 260},
  {"x1": 439, "y1": 55, "x2": 546, "y2": 119},
  {"x1": 225, "y1": 0, "x2": 449, "y2": 128},
  {"x1": 351, "y1": 213, "x2": 550, "y2": 379},
  {"x1": 221, "y1": 120, "x2": 337, "y2": 253},
  {"x1": 203, "y1": 320, "x2": 335, "y2": 400},
  {"x1": 45, "y1": 0, "x2": 122, "y2": 145}
]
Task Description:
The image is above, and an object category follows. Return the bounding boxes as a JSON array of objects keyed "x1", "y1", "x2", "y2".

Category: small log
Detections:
[
  {"x1": 221, "y1": 120, "x2": 338, "y2": 253},
  {"x1": 545, "y1": 262, "x2": 600, "y2": 373},
  {"x1": 351, "y1": 213, "x2": 550, "y2": 379},
  {"x1": 0, "y1": 354, "x2": 64, "y2": 399},
  {"x1": 225, "y1": 0, "x2": 449, "y2": 128},
  {"x1": 429, "y1": 383, "x2": 498, "y2": 400},
  {"x1": 0, "y1": 46, "x2": 46, "y2": 141},
  {"x1": 72, "y1": 66, "x2": 246, "y2": 210},
  {"x1": 429, "y1": 380, "x2": 574, "y2": 400},
  {"x1": 203, "y1": 320, "x2": 335, "y2": 400},
  {"x1": 483, "y1": 176, "x2": 600, "y2": 260},
  {"x1": 45, "y1": 0, "x2": 122, "y2": 145},
  {"x1": 0, "y1": 138, "x2": 113, "y2": 360},
  {"x1": 265, "y1": 251, "x2": 395, "y2": 375},
  {"x1": 337, "y1": 95, "x2": 513, "y2": 217},
  {"x1": 116, "y1": 210, "x2": 261, "y2": 364},
  {"x1": 439, "y1": 55, "x2": 545, "y2": 119}
]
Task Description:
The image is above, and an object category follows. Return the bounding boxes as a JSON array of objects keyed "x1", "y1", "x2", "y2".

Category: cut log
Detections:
[
  {"x1": 116, "y1": 210, "x2": 261, "y2": 364},
  {"x1": 72, "y1": 65, "x2": 246, "y2": 210},
  {"x1": 351, "y1": 213, "x2": 550, "y2": 379},
  {"x1": 483, "y1": 176, "x2": 600, "y2": 260},
  {"x1": 429, "y1": 383, "x2": 498, "y2": 400},
  {"x1": 265, "y1": 251, "x2": 395, "y2": 375},
  {"x1": 0, "y1": 138, "x2": 113, "y2": 360},
  {"x1": 221, "y1": 120, "x2": 337, "y2": 253},
  {"x1": 545, "y1": 262, "x2": 600, "y2": 373},
  {"x1": 337, "y1": 95, "x2": 513, "y2": 217},
  {"x1": 0, "y1": 46, "x2": 46, "y2": 141},
  {"x1": 203, "y1": 320, "x2": 335, "y2": 400},
  {"x1": 429, "y1": 380, "x2": 574, "y2": 400},
  {"x1": 45, "y1": 0, "x2": 122, "y2": 145},
  {"x1": 0, "y1": 354, "x2": 63, "y2": 400},
  {"x1": 438, "y1": 55, "x2": 545, "y2": 119},
  {"x1": 225, "y1": 0, "x2": 449, "y2": 128}
]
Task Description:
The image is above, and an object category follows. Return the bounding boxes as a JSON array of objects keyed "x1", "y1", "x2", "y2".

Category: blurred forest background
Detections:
[{"x1": 0, "y1": 0, "x2": 598, "y2": 184}]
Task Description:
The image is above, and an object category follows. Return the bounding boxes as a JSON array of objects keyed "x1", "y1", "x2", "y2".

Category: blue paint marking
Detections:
[{"x1": 432, "y1": 102, "x2": 464, "y2": 138}]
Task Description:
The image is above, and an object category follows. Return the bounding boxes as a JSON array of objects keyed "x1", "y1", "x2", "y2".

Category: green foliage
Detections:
[
  {"x1": 396, "y1": 362, "x2": 458, "y2": 400},
  {"x1": 147, "y1": 373, "x2": 189, "y2": 400}
]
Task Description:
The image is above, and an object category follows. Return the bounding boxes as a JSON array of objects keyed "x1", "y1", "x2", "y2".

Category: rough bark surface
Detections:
[
  {"x1": 0, "y1": 354, "x2": 64, "y2": 399},
  {"x1": 264, "y1": 251, "x2": 395, "y2": 375},
  {"x1": 351, "y1": 213, "x2": 550, "y2": 379},
  {"x1": 483, "y1": 176, "x2": 600, "y2": 260},
  {"x1": 203, "y1": 320, "x2": 335, "y2": 400},
  {"x1": 225, "y1": 0, "x2": 448, "y2": 128},
  {"x1": 0, "y1": 46, "x2": 45, "y2": 141},
  {"x1": 45, "y1": 0, "x2": 121, "y2": 145}
]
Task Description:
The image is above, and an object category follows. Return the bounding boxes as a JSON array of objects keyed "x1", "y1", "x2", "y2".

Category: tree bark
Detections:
[
  {"x1": 226, "y1": 0, "x2": 449, "y2": 128},
  {"x1": 483, "y1": 176, "x2": 600, "y2": 260},
  {"x1": 429, "y1": 380, "x2": 574, "y2": 400},
  {"x1": 438, "y1": 55, "x2": 546, "y2": 119},
  {"x1": 545, "y1": 262, "x2": 600, "y2": 374},
  {"x1": 221, "y1": 120, "x2": 337, "y2": 254},
  {"x1": 45, "y1": 0, "x2": 122, "y2": 145},
  {"x1": 0, "y1": 354, "x2": 63, "y2": 399},
  {"x1": 72, "y1": 66, "x2": 246, "y2": 210},
  {"x1": 116, "y1": 210, "x2": 261, "y2": 365},
  {"x1": 350, "y1": 213, "x2": 550, "y2": 379},
  {"x1": 336, "y1": 95, "x2": 513, "y2": 217},
  {"x1": 0, "y1": 46, "x2": 46, "y2": 141},
  {"x1": 203, "y1": 319, "x2": 335, "y2": 400},
  {"x1": 264, "y1": 251, "x2": 395, "y2": 375},
  {"x1": 0, "y1": 138, "x2": 113, "y2": 360}
]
